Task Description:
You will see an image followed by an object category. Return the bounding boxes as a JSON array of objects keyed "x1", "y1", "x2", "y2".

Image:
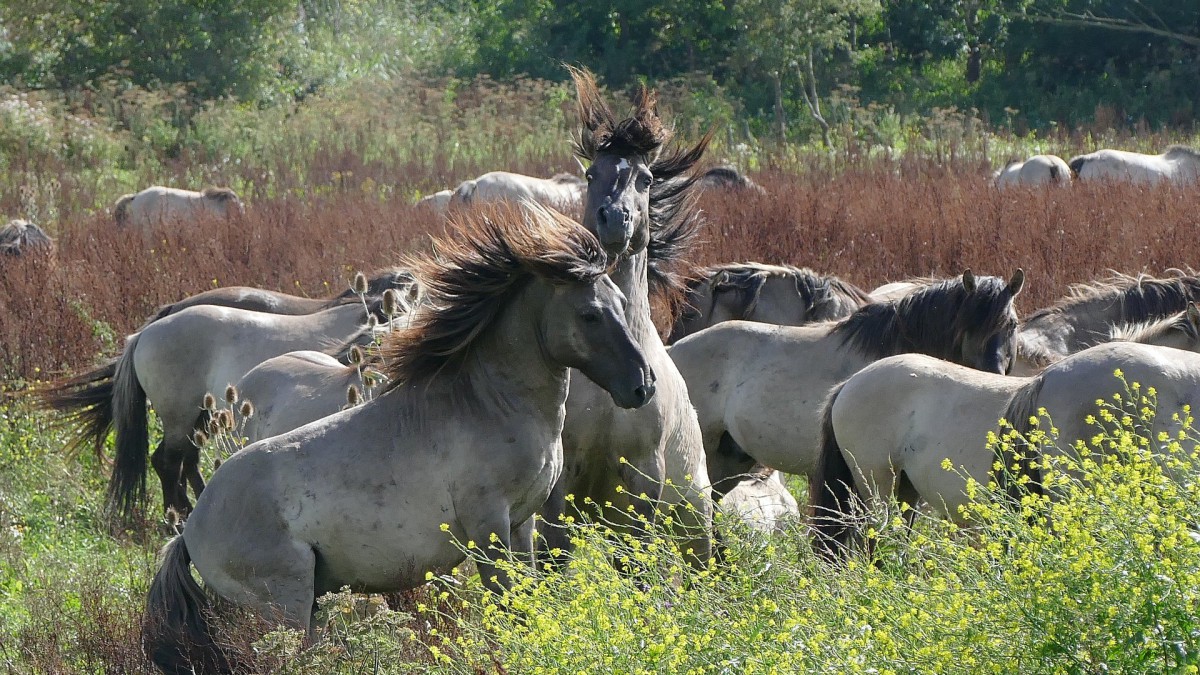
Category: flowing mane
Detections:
[
  {"x1": 1164, "y1": 145, "x2": 1200, "y2": 160},
  {"x1": 201, "y1": 186, "x2": 240, "y2": 202},
  {"x1": 568, "y1": 65, "x2": 711, "y2": 320},
  {"x1": 381, "y1": 205, "x2": 608, "y2": 386},
  {"x1": 1024, "y1": 271, "x2": 1200, "y2": 325},
  {"x1": 833, "y1": 274, "x2": 1017, "y2": 361}
]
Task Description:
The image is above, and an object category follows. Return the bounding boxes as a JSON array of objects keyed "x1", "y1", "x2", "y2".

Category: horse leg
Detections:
[
  {"x1": 536, "y1": 478, "x2": 572, "y2": 568},
  {"x1": 464, "y1": 509, "x2": 514, "y2": 596},
  {"x1": 509, "y1": 517, "x2": 535, "y2": 571},
  {"x1": 150, "y1": 440, "x2": 190, "y2": 522},
  {"x1": 182, "y1": 444, "x2": 206, "y2": 502}
]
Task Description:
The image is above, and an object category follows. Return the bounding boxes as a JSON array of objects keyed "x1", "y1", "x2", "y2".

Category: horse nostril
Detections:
[
  {"x1": 597, "y1": 207, "x2": 608, "y2": 226},
  {"x1": 634, "y1": 382, "x2": 656, "y2": 405}
]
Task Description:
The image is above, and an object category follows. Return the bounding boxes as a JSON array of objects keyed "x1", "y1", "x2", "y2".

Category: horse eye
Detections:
[{"x1": 581, "y1": 311, "x2": 602, "y2": 325}]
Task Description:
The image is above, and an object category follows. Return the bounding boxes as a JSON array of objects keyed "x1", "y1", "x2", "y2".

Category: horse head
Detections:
[
  {"x1": 957, "y1": 268, "x2": 1025, "y2": 374},
  {"x1": 570, "y1": 66, "x2": 668, "y2": 258}
]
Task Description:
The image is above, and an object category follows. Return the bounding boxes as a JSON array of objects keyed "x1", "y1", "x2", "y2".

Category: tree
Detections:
[
  {"x1": 1, "y1": 0, "x2": 298, "y2": 99},
  {"x1": 734, "y1": 0, "x2": 881, "y2": 145}
]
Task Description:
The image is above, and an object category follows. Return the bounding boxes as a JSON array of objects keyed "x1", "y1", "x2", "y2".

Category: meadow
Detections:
[{"x1": 3, "y1": 75, "x2": 1200, "y2": 672}]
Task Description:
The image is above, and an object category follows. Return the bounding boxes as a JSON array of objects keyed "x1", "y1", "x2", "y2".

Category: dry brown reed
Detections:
[{"x1": 4, "y1": 156, "x2": 1200, "y2": 381}]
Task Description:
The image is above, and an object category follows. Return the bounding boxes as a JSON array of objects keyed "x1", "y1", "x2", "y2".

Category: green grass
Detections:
[{"x1": 4, "y1": 385, "x2": 1200, "y2": 672}]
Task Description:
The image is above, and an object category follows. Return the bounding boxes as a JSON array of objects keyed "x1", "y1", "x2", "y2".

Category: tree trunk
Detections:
[
  {"x1": 772, "y1": 71, "x2": 787, "y2": 141},
  {"x1": 796, "y1": 49, "x2": 831, "y2": 148}
]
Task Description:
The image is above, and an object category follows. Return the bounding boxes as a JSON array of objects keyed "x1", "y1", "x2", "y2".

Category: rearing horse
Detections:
[{"x1": 538, "y1": 67, "x2": 714, "y2": 562}]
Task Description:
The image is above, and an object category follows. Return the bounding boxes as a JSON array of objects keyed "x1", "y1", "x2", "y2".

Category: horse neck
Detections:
[
  {"x1": 454, "y1": 283, "x2": 571, "y2": 420},
  {"x1": 610, "y1": 249, "x2": 657, "y2": 342}
]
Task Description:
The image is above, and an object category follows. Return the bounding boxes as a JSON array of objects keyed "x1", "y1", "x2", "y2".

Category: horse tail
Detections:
[
  {"x1": 113, "y1": 193, "x2": 135, "y2": 226},
  {"x1": 143, "y1": 536, "x2": 231, "y2": 675},
  {"x1": 1048, "y1": 163, "x2": 1062, "y2": 184},
  {"x1": 1067, "y1": 156, "x2": 1087, "y2": 178},
  {"x1": 37, "y1": 357, "x2": 117, "y2": 462},
  {"x1": 807, "y1": 380, "x2": 858, "y2": 561},
  {"x1": 997, "y1": 375, "x2": 1047, "y2": 505},
  {"x1": 109, "y1": 332, "x2": 151, "y2": 522}
]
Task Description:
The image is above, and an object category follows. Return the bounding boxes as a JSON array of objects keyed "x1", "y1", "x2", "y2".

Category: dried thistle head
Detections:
[
  {"x1": 362, "y1": 369, "x2": 380, "y2": 389},
  {"x1": 352, "y1": 271, "x2": 368, "y2": 295},
  {"x1": 367, "y1": 314, "x2": 379, "y2": 329},
  {"x1": 213, "y1": 457, "x2": 222, "y2": 471},
  {"x1": 193, "y1": 429, "x2": 209, "y2": 447},
  {"x1": 381, "y1": 288, "x2": 399, "y2": 317},
  {"x1": 204, "y1": 415, "x2": 220, "y2": 435},
  {"x1": 349, "y1": 345, "x2": 365, "y2": 365},
  {"x1": 203, "y1": 392, "x2": 217, "y2": 411},
  {"x1": 239, "y1": 400, "x2": 255, "y2": 419},
  {"x1": 347, "y1": 384, "x2": 362, "y2": 407},
  {"x1": 219, "y1": 409, "x2": 235, "y2": 431},
  {"x1": 225, "y1": 384, "x2": 239, "y2": 405}
]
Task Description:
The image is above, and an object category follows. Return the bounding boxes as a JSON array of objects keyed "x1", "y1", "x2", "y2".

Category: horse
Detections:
[
  {"x1": 1068, "y1": 146, "x2": 1200, "y2": 185},
  {"x1": 714, "y1": 467, "x2": 799, "y2": 535},
  {"x1": 142, "y1": 205, "x2": 654, "y2": 674},
  {"x1": 40, "y1": 302, "x2": 373, "y2": 522},
  {"x1": 809, "y1": 342, "x2": 1200, "y2": 559},
  {"x1": 666, "y1": 263, "x2": 871, "y2": 343},
  {"x1": 992, "y1": 154, "x2": 1073, "y2": 188},
  {"x1": 669, "y1": 270, "x2": 1025, "y2": 489},
  {"x1": 1015, "y1": 271, "x2": 1200, "y2": 374},
  {"x1": 0, "y1": 219, "x2": 54, "y2": 256},
  {"x1": 113, "y1": 186, "x2": 245, "y2": 236},
  {"x1": 449, "y1": 171, "x2": 584, "y2": 212},
  {"x1": 144, "y1": 267, "x2": 419, "y2": 324},
  {"x1": 697, "y1": 165, "x2": 766, "y2": 194},
  {"x1": 536, "y1": 66, "x2": 714, "y2": 565}
]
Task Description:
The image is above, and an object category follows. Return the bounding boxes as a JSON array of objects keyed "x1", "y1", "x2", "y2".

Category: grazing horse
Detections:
[
  {"x1": 145, "y1": 268, "x2": 419, "y2": 324},
  {"x1": 715, "y1": 467, "x2": 799, "y2": 535},
  {"x1": 1015, "y1": 271, "x2": 1200, "y2": 374},
  {"x1": 40, "y1": 302, "x2": 372, "y2": 522},
  {"x1": 809, "y1": 342, "x2": 1200, "y2": 558},
  {"x1": 537, "y1": 67, "x2": 714, "y2": 564},
  {"x1": 992, "y1": 154, "x2": 1073, "y2": 188},
  {"x1": 114, "y1": 186, "x2": 245, "y2": 235},
  {"x1": 0, "y1": 219, "x2": 54, "y2": 256},
  {"x1": 142, "y1": 206, "x2": 653, "y2": 674},
  {"x1": 1068, "y1": 146, "x2": 1200, "y2": 185},
  {"x1": 667, "y1": 263, "x2": 870, "y2": 343},
  {"x1": 669, "y1": 270, "x2": 1025, "y2": 488},
  {"x1": 449, "y1": 171, "x2": 584, "y2": 212},
  {"x1": 697, "y1": 165, "x2": 766, "y2": 194}
]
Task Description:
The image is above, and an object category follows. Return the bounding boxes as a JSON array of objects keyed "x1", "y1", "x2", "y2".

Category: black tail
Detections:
[
  {"x1": 37, "y1": 359, "x2": 118, "y2": 460},
  {"x1": 997, "y1": 375, "x2": 1048, "y2": 505},
  {"x1": 807, "y1": 381, "x2": 859, "y2": 561},
  {"x1": 109, "y1": 332, "x2": 150, "y2": 523},
  {"x1": 143, "y1": 536, "x2": 231, "y2": 674}
]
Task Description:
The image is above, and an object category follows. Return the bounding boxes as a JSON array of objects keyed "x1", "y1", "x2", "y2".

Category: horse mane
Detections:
[
  {"x1": 0, "y1": 219, "x2": 54, "y2": 256},
  {"x1": 685, "y1": 262, "x2": 870, "y2": 321},
  {"x1": 1109, "y1": 308, "x2": 1198, "y2": 344},
  {"x1": 1015, "y1": 336, "x2": 1060, "y2": 370},
  {"x1": 381, "y1": 204, "x2": 608, "y2": 387},
  {"x1": 201, "y1": 187, "x2": 240, "y2": 202},
  {"x1": 833, "y1": 274, "x2": 1016, "y2": 361},
  {"x1": 1164, "y1": 145, "x2": 1200, "y2": 160},
  {"x1": 566, "y1": 65, "x2": 711, "y2": 322},
  {"x1": 113, "y1": 194, "x2": 135, "y2": 225},
  {"x1": 1024, "y1": 271, "x2": 1200, "y2": 326}
]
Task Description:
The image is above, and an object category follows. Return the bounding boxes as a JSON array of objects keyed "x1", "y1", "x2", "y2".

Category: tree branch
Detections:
[{"x1": 1028, "y1": 10, "x2": 1200, "y2": 48}]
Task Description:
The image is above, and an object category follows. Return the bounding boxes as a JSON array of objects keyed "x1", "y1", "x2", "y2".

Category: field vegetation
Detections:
[{"x1": 3, "y1": 0, "x2": 1200, "y2": 672}]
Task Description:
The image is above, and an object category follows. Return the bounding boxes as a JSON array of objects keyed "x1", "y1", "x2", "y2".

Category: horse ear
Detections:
[
  {"x1": 1188, "y1": 303, "x2": 1200, "y2": 332},
  {"x1": 1008, "y1": 268, "x2": 1025, "y2": 296},
  {"x1": 962, "y1": 269, "x2": 976, "y2": 293},
  {"x1": 709, "y1": 270, "x2": 731, "y2": 290}
]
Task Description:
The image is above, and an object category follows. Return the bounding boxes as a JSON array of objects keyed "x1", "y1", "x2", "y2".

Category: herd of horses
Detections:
[
  {"x1": 993, "y1": 146, "x2": 1200, "y2": 187},
  {"x1": 23, "y1": 67, "x2": 1200, "y2": 673}
]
